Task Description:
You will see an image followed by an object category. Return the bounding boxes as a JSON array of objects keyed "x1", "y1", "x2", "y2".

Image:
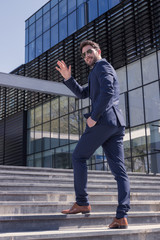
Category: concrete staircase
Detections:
[{"x1": 0, "y1": 165, "x2": 160, "y2": 240}]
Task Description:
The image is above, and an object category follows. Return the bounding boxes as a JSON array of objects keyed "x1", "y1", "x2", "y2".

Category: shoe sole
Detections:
[{"x1": 109, "y1": 225, "x2": 128, "y2": 229}]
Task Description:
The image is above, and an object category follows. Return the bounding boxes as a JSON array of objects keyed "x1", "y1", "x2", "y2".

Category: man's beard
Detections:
[{"x1": 85, "y1": 55, "x2": 97, "y2": 67}]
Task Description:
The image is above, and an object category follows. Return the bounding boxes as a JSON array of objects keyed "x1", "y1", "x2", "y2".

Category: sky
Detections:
[{"x1": 0, "y1": 0, "x2": 49, "y2": 73}]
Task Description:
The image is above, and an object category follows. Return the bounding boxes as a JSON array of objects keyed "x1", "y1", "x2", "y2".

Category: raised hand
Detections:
[{"x1": 55, "y1": 60, "x2": 71, "y2": 80}]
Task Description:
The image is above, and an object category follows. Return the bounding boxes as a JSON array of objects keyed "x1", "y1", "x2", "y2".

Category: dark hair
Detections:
[{"x1": 80, "y1": 40, "x2": 100, "y2": 53}]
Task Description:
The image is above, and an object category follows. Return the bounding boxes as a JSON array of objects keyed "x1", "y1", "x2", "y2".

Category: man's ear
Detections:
[{"x1": 98, "y1": 49, "x2": 101, "y2": 55}]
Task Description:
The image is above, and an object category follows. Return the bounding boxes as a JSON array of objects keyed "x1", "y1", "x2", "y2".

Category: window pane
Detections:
[
  {"x1": 59, "y1": 18, "x2": 67, "y2": 41},
  {"x1": 36, "y1": 17, "x2": 42, "y2": 37},
  {"x1": 43, "y1": 122, "x2": 51, "y2": 150},
  {"x1": 51, "y1": 119, "x2": 59, "y2": 148},
  {"x1": 123, "y1": 129, "x2": 131, "y2": 158},
  {"x1": 77, "y1": 4, "x2": 85, "y2": 29},
  {"x1": 51, "y1": 5, "x2": 58, "y2": 26},
  {"x1": 51, "y1": 24, "x2": 58, "y2": 47},
  {"x1": 60, "y1": 115, "x2": 68, "y2": 145},
  {"x1": 69, "y1": 112, "x2": 79, "y2": 143},
  {"x1": 36, "y1": 9, "x2": 42, "y2": 20},
  {"x1": 25, "y1": 28, "x2": 28, "y2": 45},
  {"x1": 88, "y1": 0, "x2": 98, "y2": 22},
  {"x1": 59, "y1": 0, "x2": 67, "y2": 20},
  {"x1": 144, "y1": 82, "x2": 160, "y2": 122},
  {"x1": 98, "y1": 0, "x2": 108, "y2": 15},
  {"x1": 35, "y1": 152, "x2": 42, "y2": 167},
  {"x1": 119, "y1": 94, "x2": 127, "y2": 126},
  {"x1": 60, "y1": 96, "x2": 68, "y2": 116},
  {"x1": 147, "y1": 121, "x2": 160, "y2": 154},
  {"x1": 43, "y1": 11, "x2": 50, "y2": 32},
  {"x1": 132, "y1": 156, "x2": 147, "y2": 172},
  {"x1": 35, "y1": 125, "x2": 42, "y2": 153},
  {"x1": 51, "y1": 98, "x2": 59, "y2": 119},
  {"x1": 25, "y1": 20, "x2": 29, "y2": 29},
  {"x1": 43, "y1": 2, "x2": 50, "y2": 14},
  {"x1": 116, "y1": 66, "x2": 127, "y2": 93},
  {"x1": 68, "y1": 11, "x2": 77, "y2": 35},
  {"x1": 77, "y1": 0, "x2": 85, "y2": 6},
  {"x1": 27, "y1": 128, "x2": 34, "y2": 154},
  {"x1": 29, "y1": 15, "x2": 35, "y2": 25},
  {"x1": 142, "y1": 53, "x2": 158, "y2": 84},
  {"x1": 25, "y1": 46, "x2": 28, "y2": 63},
  {"x1": 51, "y1": 0, "x2": 58, "y2": 8},
  {"x1": 148, "y1": 153, "x2": 160, "y2": 174},
  {"x1": 27, "y1": 155, "x2": 34, "y2": 167},
  {"x1": 36, "y1": 36, "x2": 42, "y2": 57},
  {"x1": 109, "y1": 0, "x2": 120, "y2": 9},
  {"x1": 43, "y1": 101, "x2": 50, "y2": 122},
  {"x1": 68, "y1": 0, "x2": 76, "y2": 14},
  {"x1": 54, "y1": 146, "x2": 69, "y2": 168},
  {"x1": 43, "y1": 30, "x2": 50, "y2": 52},
  {"x1": 127, "y1": 60, "x2": 142, "y2": 90},
  {"x1": 43, "y1": 150, "x2": 52, "y2": 168},
  {"x1": 29, "y1": 41, "x2": 35, "y2": 62},
  {"x1": 35, "y1": 105, "x2": 42, "y2": 125},
  {"x1": 29, "y1": 23, "x2": 35, "y2": 43},
  {"x1": 27, "y1": 109, "x2": 34, "y2": 128},
  {"x1": 129, "y1": 88, "x2": 144, "y2": 126},
  {"x1": 131, "y1": 125, "x2": 147, "y2": 157}
]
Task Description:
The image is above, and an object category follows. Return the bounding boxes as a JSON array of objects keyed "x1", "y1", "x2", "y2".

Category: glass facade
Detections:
[
  {"x1": 25, "y1": 0, "x2": 121, "y2": 63},
  {"x1": 27, "y1": 50, "x2": 160, "y2": 173}
]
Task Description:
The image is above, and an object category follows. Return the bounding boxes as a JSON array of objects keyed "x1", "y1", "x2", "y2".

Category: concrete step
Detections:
[
  {"x1": 1, "y1": 191, "x2": 160, "y2": 202},
  {"x1": 0, "y1": 212, "x2": 160, "y2": 233},
  {"x1": 0, "y1": 175, "x2": 160, "y2": 187},
  {"x1": 0, "y1": 182, "x2": 159, "y2": 192},
  {"x1": 0, "y1": 201, "x2": 159, "y2": 215},
  {"x1": 1, "y1": 225, "x2": 160, "y2": 240}
]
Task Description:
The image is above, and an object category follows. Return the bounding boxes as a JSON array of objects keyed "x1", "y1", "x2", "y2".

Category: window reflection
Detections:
[
  {"x1": 59, "y1": 18, "x2": 67, "y2": 41},
  {"x1": 127, "y1": 60, "x2": 142, "y2": 90},
  {"x1": 29, "y1": 23, "x2": 35, "y2": 43},
  {"x1": 98, "y1": 0, "x2": 108, "y2": 15},
  {"x1": 116, "y1": 66, "x2": 127, "y2": 93},
  {"x1": 146, "y1": 121, "x2": 160, "y2": 154},
  {"x1": 35, "y1": 125, "x2": 42, "y2": 153},
  {"x1": 131, "y1": 125, "x2": 147, "y2": 157},
  {"x1": 36, "y1": 18, "x2": 42, "y2": 37},
  {"x1": 88, "y1": 0, "x2": 98, "y2": 22},
  {"x1": 60, "y1": 96, "x2": 68, "y2": 116},
  {"x1": 132, "y1": 156, "x2": 147, "y2": 172},
  {"x1": 142, "y1": 53, "x2": 158, "y2": 84},
  {"x1": 68, "y1": 11, "x2": 77, "y2": 35},
  {"x1": 35, "y1": 105, "x2": 42, "y2": 125},
  {"x1": 51, "y1": 24, "x2": 58, "y2": 47},
  {"x1": 35, "y1": 152, "x2": 42, "y2": 167},
  {"x1": 43, "y1": 122, "x2": 51, "y2": 150},
  {"x1": 36, "y1": 36, "x2": 42, "y2": 57},
  {"x1": 51, "y1": 98, "x2": 59, "y2": 119},
  {"x1": 51, "y1": 119, "x2": 59, "y2": 148},
  {"x1": 51, "y1": 5, "x2": 58, "y2": 26},
  {"x1": 54, "y1": 146, "x2": 70, "y2": 168},
  {"x1": 59, "y1": 0, "x2": 67, "y2": 20},
  {"x1": 69, "y1": 112, "x2": 79, "y2": 143},
  {"x1": 60, "y1": 115, "x2": 68, "y2": 145},
  {"x1": 43, "y1": 30, "x2": 50, "y2": 52},
  {"x1": 43, "y1": 150, "x2": 52, "y2": 168},
  {"x1": 68, "y1": 0, "x2": 76, "y2": 14}
]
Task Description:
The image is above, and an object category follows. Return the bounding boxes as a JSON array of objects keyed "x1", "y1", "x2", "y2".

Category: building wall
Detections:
[{"x1": 25, "y1": 0, "x2": 121, "y2": 63}]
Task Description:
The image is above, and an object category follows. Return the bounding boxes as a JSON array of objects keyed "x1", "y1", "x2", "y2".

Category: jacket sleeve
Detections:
[
  {"x1": 91, "y1": 62, "x2": 114, "y2": 121},
  {"x1": 63, "y1": 77, "x2": 89, "y2": 99}
]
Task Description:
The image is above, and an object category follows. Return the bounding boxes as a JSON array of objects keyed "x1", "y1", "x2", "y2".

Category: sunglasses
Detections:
[{"x1": 81, "y1": 49, "x2": 94, "y2": 59}]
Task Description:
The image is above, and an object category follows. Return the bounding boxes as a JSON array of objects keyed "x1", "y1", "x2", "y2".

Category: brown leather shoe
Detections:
[
  {"x1": 108, "y1": 217, "x2": 128, "y2": 229},
  {"x1": 61, "y1": 203, "x2": 91, "y2": 214}
]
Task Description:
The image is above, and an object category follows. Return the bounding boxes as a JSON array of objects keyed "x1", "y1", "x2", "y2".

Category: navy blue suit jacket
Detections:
[{"x1": 64, "y1": 58, "x2": 125, "y2": 127}]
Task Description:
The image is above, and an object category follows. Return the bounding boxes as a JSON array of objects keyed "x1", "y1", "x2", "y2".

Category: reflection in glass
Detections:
[
  {"x1": 25, "y1": 28, "x2": 28, "y2": 45},
  {"x1": 51, "y1": 5, "x2": 58, "y2": 26},
  {"x1": 123, "y1": 129, "x2": 131, "y2": 158},
  {"x1": 29, "y1": 23, "x2": 35, "y2": 43},
  {"x1": 142, "y1": 53, "x2": 158, "y2": 84},
  {"x1": 68, "y1": 0, "x2": 76, "y2": 14},
  {"x1": 77, "y1": 4, "x2": 85, "y2": 29},
  {"x1": 148, "y1": 153, "x2": 160, "y2": 174},
  {"x1": 27, "y1": 109, "x2": 34, "y2": 128},
  {"x1": 68, "y1": 11, "x2": 77, "y2": 35},
  {"x1": 131, "y1": 125, "x2": 147, "y2": 157},
  {"x1": 43, "y1": 12, "x2": 51, "y2": 32},
  {"x1": 98, "y1": 0, "x2": 108, "y2": 15},
  {"x1": 146, "y1": 121, "x2": 160, "y2": 154},
  {"x1": 25, "y1": 46, "x2": 28, "y2": 63},
  {"x1": 144, "y1": 82, "x2": 160, "y2": 122},
  {"x1": 29, "y1": 41, "x2": 35, "y2": 62},
  {"x1": 69, "y1": 112, "x2": 79, "y2": 143},
  {"x1": 43, "y1": 101, "x2": 50, "y2": 122},
  {"x1": 129, "y1": 88, "x2": 144, "y2": 126},
  {"x1": 27, "y1": 128, "x2": 34, "y2": 154},
  {"x1": 51, "y1": 119, "x2": 59, "y2": 148},
  {"x1": 124, "y1": 158, "x2": 132, "y2": 172},
  {"x1": 43, "y1": 30, "x2": 50, "y2": 52},
  {"x1": 27, "y1": 155, "x2": 34, "y2": 167},
  {"x1": 51, "y1": 98, "x2": 59, "y2": 119},
  {"x1": 43, "y1": 2, "x2": 50, "y2": 14},
  {"x1": 35, "y1": 105, "x2": 42, "y2": 125},
  {"x1": 127, "y1": 60, "x2": 142, "y2": 90},
  {"x1": 59, "y1": 18, "x2": 67, "y2": 41},
  {"x1": 35, "y1": 125, "x2": 42, "y2": 152},
  {"x1": 109, "y1": 0, "x2": 120, "y2": 8},
  {"x1": 54, "y1": 146, "x2": 70, "y2": 168},
  {"x1": 59, "y1": 0, "x2": 67, "y2": 20},
  {"x1": 60, "y1": 96, "x2": 68, "y2": 116},
  {"x1": 116, "y1": 66, "x2": 127, "y2": 93},
  {"x1": 88, "y1": 0, "x2": 98, "y2": 22},
  {"x1": 35, "y1": 152, "x2": 42, "y2": 167},
  {"x1": 36, "y1": 9, "x2": 42, "y2": 20},
  {"x1": 43, "y1": 122, "x2": 51, "y2": 150},
  {"x1": 36, "y1": 18, "x2": 42, "y2": 37},
  {"x1": 36, "y1": 36, "x2": 42, "y2": 57},
  {"x1": 51, "y1": 0, "x2": 58, "y2": 8},
  {"x1": 132, "y1": 156, "x2": 147, "y2": 172},
  {"x1": 43, "y1": 150, "x2": 52, "y2": 168},
  {"x1": 60, "y1": 115, "x2": 68, "y2": 145},
  {"x1": 51, "y1": 24, "x2": 58, "y2": 47},
  {"x1": 119, "y1": 94, "x2": 126, "y2": 126}
]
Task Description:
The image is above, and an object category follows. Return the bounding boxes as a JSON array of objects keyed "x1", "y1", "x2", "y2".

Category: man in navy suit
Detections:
[{"x1": 56, "y1": 40, "x2": 130, "y2": 229}]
